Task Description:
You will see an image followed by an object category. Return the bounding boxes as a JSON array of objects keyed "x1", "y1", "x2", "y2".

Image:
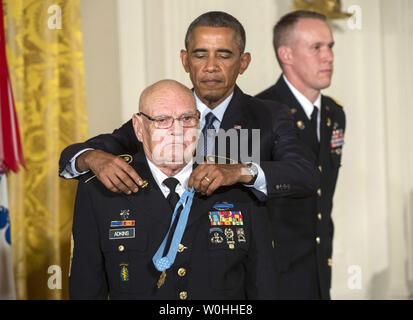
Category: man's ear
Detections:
[
  {"x1": 132, "y1": 114, "x2": 143, "y2": 142},
  {"x1": 239, "y1": 52, "x2": 251, "y2": 75},
  {"x1": 180, "y1": 49, "x2": 190, "y2": 73},
  {"x1": 278, "y1": 46, "x2": 293, "y2": 66}
]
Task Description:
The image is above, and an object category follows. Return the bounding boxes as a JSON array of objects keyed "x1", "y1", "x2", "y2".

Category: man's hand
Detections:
[
  {"x1": 188, "y1": 163, "x2": 253, "y2": 196},
  {"x1": 77, "y1": 150, "x2": 144, "y2": 194}
]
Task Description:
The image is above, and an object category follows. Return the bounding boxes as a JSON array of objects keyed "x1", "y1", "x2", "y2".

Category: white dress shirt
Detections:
[
  {"x1": 283, "y1": 75, "x2": 321, "y2": 141},
  {"x1": 62, "y1": 90, "x2": 267, "y2": 197},
  {"x1": 146, "y1": 157, "x2": 193, "y2": 199},
  {"x1": 194, "y1": 91, "x2": 267, "y2": 196}
]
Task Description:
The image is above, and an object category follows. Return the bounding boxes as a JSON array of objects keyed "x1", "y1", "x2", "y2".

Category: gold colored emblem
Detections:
[
  {"x1": 177, "y1": 268, "x2": 186, "y2": 277},
  {"x1": 293, "y1": 0, "x2": 353, "y2": 19},
  {"x1": 179, "y1": 291, "x2": 188, "y2": 300},
  {"x1": 297, "y1": 121, "x2": 305, "y2": 130},
  {"x1": 141, "y1": 180, "x2": 149, "y2": 189}
]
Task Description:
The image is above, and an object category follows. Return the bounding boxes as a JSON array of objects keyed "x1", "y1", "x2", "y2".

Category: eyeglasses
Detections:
[{"x1": 137, "y1": 110, "x2": 200, "y2": 129}]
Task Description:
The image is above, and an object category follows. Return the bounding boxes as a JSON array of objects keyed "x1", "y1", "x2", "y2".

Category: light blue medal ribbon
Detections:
[{"x1": 152, "y1": 187, "x2": 195, "y2": 272}]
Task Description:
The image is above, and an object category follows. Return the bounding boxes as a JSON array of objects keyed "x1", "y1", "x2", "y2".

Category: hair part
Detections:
[
  {"x1": 273, "y1": 10, "x2": 327, "y2": 66},
  {"x1": 185, "y1": 11, "x2": 246, "y2": 53}
]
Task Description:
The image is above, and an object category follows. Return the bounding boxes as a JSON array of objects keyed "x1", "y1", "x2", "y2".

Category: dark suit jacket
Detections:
[
  {"x1": 59, "y1": 85, "x2": 320, "y2": 200},
  {"x1": 256, "y1": 76, "x2": 346, "y2": 299},
  {"x1": 69, "y1": 152, "x2": 278, "y2": 299}
]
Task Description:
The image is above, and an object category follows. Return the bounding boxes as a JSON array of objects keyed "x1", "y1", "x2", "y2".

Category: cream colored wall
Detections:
[
  {"x1": 80, "y1": 0, "x2": 413, "y2": 299},
  {"x1": 80, "y1": 0, "x2": 123, "y2": 137}
]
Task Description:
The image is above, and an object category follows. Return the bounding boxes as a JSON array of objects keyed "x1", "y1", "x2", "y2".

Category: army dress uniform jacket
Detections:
[
  {"x1": 69, "y1": 152, "x2": 278, "y2": 300},
  {"x1": 256, "y1": 75, "x2": 346, "y2": 299},
  {"x1": 59, "y1": 85, "x2": 320, "y2": 200}
]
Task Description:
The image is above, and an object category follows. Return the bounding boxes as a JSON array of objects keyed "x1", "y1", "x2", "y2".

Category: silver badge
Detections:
[
  {"x1": 120, "y1": 209, "x2": 130, "y2": 220},
  {"x1": 224, "y1": 228, "x2": 235, "y2": 249},
  {"x1": 236, "y1": 228, "x2": 246, "y2": 243},
  {"x1": 210, "y1": 228, "x2": 224, "y2": 244},
  {"x1": 211, "y1": 232, "x2": 224, "y2": 244}
]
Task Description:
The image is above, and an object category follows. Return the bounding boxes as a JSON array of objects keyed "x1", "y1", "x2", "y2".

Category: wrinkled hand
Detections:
[
  {"x1": 188, "y1": 163, "x2": 252, "y2": 196},
  {"x1": 78, "y1": 150, "x2": 144, "y2": 194}
]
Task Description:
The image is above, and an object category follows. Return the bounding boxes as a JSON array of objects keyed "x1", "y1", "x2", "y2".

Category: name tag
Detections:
[{"x1": 109, "y1": 228, "x2": 135, "y2": 240}]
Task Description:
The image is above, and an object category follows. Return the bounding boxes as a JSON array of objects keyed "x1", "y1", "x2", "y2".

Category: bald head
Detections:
[
  {"x1": 133, "y1": 79, "x2": 200, "y2": 176},
  {"x1": 139, "y1": 79, "x2": 195, "y2": 115}
]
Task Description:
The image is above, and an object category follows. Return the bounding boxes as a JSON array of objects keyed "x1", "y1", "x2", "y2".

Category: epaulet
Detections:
[
  {"x1": 325, "y1": 95, "x2": 344, "y2": 108},
  {"x1": 84, "y1": 154, "x2": 133, "y2": 184}
]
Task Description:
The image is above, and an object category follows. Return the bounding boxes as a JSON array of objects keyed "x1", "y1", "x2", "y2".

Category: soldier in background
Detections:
[{"x1": 256, "y1": 10, "x2": 346, "y2": 299}]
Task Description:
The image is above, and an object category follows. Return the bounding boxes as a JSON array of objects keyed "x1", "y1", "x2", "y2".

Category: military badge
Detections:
[
  {"x1": 120, "y1": 263, "x2": 129, "y2": 281},
  {"x1": 297, "y1": 121, "x2": 305, "y2": 130},
  {"x1": 111, "y1": 220, "x2": 135, "y2": 227},
  {"x1": 236, "y1": 228, "x2": 246, "y2": 243},
  {"x1": 120, "y1": 209, "x2": 130, "y2": 220},
  {"x1": 224, "y1": 228, "x2": 235, "y2": 249},
  {"x1": 330, "y1": 124, "x2": 345, "y2": 149},
  {"x1": 209, "y1": 212, "x2": 220, "y2": 226},
  {"x1": 213, "y1": 202, "x2": 234, "y2": 210},
  {"x1": 208, "y1": 211, "x2": 243, "y2": 226},
  {"x1": 210, "y1": 228, "x2": 224, "y2": 244}
]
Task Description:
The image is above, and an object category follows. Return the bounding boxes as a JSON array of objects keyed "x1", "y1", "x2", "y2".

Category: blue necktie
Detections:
[{"x1": 202, "y1": 112, "x2": 217, "y2": 156}]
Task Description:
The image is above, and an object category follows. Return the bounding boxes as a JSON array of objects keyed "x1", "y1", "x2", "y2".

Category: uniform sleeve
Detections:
[
  {"x1": 69, "y1": 182, "x2": 108, "y2": 299},
  {"x1": 244, "y1": 203, "x2": 278, "y2": 299},
  {"x1": 260, "y1": 103, "x2": 320, "y2": 199},
  {"x1": 59, "y1": 119, "x2": 141, "y2": 178}
]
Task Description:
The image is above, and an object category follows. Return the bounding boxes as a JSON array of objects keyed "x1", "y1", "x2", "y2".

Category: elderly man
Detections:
[
  {"x1": 69, "y1": 80, "x2": 277, "y2": 300},
  {"x1": 59, "y1": 11, "x2": 319, "y2": 202}
]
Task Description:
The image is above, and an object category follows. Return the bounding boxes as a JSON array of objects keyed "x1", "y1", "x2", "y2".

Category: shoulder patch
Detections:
[{"x1": 325, "y1": 95, "x2": 344, "y2": 108}]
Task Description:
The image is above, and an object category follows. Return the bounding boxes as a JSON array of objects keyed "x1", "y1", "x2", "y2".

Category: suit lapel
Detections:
[{"x1": 220, "y1": 86, "x2": 250, "y2": 131}]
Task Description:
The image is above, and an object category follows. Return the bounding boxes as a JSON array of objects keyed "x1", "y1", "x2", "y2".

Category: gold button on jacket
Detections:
[{"x1": 177, "y1": 268, "x2": 186, "y2": 277}]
